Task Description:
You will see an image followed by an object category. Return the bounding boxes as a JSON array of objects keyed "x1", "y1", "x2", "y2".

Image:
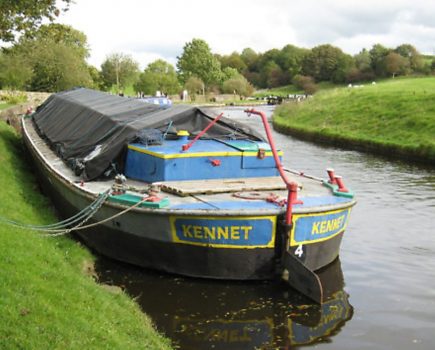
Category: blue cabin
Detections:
[{"x1": 124, "y1": 135, "x2": 281, "y2": 183}]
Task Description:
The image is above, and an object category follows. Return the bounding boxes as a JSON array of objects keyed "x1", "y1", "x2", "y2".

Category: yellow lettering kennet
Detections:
[
  {"x1": 231, "y1": 226, "x2": 240, "y2": 240},
  {"x1": 181, "y1": 225, "x2": 254, "y2": 241},
  {"x1": 182, "y1": 224, "x2": 193, "y2": 237},
  {"x1": 203, "y1": 226, "x2": 216, "y2": 239},
  {"x1": 217, "y1": 226, "x2": 229, "y2": 240},
  {"x1": 311, "y1": 215, "x2": 345, "y2": 235},
  {"x1": 171, "y1": 215, "x2": 275, "y2": 249},
  {"x1": 241, "y1": 226, "x2": 252, "y2": 239},
  {"x1": 193, "y1": 225, "x2": 203, "y2": 239},
  {"x1": 312, "y1": 222, "x2": 320, "y2": 234}
]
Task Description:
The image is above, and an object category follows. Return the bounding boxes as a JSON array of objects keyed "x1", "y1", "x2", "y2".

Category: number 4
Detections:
[{"x1": 295, "y1": 244, "x2": 304, "y2": 257}]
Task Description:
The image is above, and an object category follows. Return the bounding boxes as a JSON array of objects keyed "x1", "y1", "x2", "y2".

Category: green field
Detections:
[
  {"x1": 0, "y1": 122, "x2": 171, "y2": 349},
  {"x1": 273, "y1": 77, "x2": 435, "y2": 163}
]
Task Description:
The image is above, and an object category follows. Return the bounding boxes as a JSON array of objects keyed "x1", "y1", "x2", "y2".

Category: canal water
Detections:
[{"x1": 96, "y1": 106, "x2": 435, "y2": 349}]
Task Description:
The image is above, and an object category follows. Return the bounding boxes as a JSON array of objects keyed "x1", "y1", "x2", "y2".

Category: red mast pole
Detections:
[{"x1": 244, "y1": 109, "x2": 300, "y2": 225}]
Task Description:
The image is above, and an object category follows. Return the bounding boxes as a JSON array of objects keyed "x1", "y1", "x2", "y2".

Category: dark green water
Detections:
[{"x1": 97, "y1": 106, "x2": 435, "y2": 349}]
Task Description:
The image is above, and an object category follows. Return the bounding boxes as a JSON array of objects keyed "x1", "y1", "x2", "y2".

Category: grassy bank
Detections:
[
  {"x1": 273, "y1": 77, "x2": 435, "y2": 163},
  {"x1": 0, "y1": 102, "x2": 14, "y2": 111},
  {"x1": 0, "y1": 122, "x2": 171, "y2": 349}
]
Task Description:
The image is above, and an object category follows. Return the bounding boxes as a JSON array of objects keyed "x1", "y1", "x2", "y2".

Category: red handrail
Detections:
[{"x1": 244, "y1": 108, "x2": 300, "y2": 225}]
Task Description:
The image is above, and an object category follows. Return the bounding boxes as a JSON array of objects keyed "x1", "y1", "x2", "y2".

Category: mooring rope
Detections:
[
  {"x1": 41, "y1": 194, "x2": 150, "y2": 237},
  {"x1": 0, "y1": 189, "x2": 150, "y2": 237},
  {"x1": 0, "y1": 190, "x2": 110, "y2": 231}
]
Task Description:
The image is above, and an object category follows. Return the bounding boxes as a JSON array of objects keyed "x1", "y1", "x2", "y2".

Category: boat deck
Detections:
[
  {"x1": 160, "y1": 176, "x2": 287, "y2": 196},
  {"x1": 24, "y1": 117, "x2": 352, "y2": 215}
]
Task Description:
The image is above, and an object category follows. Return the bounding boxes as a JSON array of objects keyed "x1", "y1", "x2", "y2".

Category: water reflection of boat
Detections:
[{"x1": 96, "y1": 257, "x2": 353, "y2": 349}]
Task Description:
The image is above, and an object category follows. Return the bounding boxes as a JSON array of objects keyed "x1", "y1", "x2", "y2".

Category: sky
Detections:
[{"x1": 58, "y1": 0, "x2": 435, "y2": 69}]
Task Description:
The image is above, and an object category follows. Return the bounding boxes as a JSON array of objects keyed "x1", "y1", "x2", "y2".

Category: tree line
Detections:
[{"x1": 1, "y1": 3, "x2": 434, "y2": 97}]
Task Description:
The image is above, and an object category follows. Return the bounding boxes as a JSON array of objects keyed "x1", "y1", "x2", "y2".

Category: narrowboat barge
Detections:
[{"x1": 22, "y1": 88, "x2": 356, "y2": 303}]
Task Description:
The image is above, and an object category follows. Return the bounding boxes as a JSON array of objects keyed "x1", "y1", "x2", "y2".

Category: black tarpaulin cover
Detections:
[{"x1": 33, "y1": 88, "x2": 263, "y2": 180}]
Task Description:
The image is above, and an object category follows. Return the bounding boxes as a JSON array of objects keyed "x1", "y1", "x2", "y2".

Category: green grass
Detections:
[
  {"x1": 108, "y1": 84, "x2": 136, "y2": 97},
  {"x1": 0, "y1": 102, "x2": 14, "y2": 111},
  {"x1": 254, "y1": 82, "x2": 341, "y2": 98},
  {"x1": 273, "y1": 76, "x2": 435, "y2": 163},
  {"x1": 0, "y1": 122, "x2": 172, "y2": 349}
]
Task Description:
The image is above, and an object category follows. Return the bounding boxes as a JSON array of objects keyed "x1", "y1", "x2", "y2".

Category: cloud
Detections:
[
  {"x1": 286, "y1": 0, "x2": 435, "y2": 54},
  {"x1": 58, "y1": 0, "x2": 435, "y2": 68}
]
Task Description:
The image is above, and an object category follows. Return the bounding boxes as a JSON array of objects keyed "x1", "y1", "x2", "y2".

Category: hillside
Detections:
[
  {"x1": 0, "y1": 121, "x2": 171, "y2": 349},
  {"x1": 273, "y1": 77, "x2": 435, "y2": 163}
]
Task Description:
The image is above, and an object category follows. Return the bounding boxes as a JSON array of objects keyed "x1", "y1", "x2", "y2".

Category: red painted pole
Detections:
[
  {"x1": 244, "y1": 108, "x2": 300, "y2": 225},
  {"x1": 181, "y1": 112, "x2": 224, "y2": 151}
]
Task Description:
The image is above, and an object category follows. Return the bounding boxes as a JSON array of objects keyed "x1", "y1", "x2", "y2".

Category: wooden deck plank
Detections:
[{"x1": 160, "y1": 176, "x2": 292, "y2": 196}]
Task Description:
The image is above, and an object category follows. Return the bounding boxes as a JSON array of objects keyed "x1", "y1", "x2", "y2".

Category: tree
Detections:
[
  {"x1": 292, "y1": 75, "x2": 318, "y2": 95},
  {"x1": 221, "y1": 67, "x2": 239, "y2": 81},
  {"x1": 332, "y1": 53, "x2": 355, "y2": 83},
  {"x1": 260, "y1": 61, "x2": 284, "y2": 88},
  {"x1": 243, "y1": 71, "x2": 262, "y2": 88},
  {"x1": 184, "y1": 76, "x2": 204, "y2": 101},
  {"x1": 101, "y1": 53, "x2": 139, "y2": 93},
  {"x1": 0, "y1": 52, "x2": 32, "y2": 90},
  {"x1": 1, "y1": 23, "x2": 92, "y2": 92},
  {"x1": 354, "y1": 49, "x2": 372, "y2": 73},
  {"x1": 395, "y1": 44, "x2": 423, "y2": 72},
  {"x1": 259, "y1": 49, "x2": 281, "y2": 67},
  {"x1": 302, "y1": 44, "x2": 353, "y2": 82},
  {"x1": 20, "y1": 23, "x2": 89, "y2": 59},
  {"x1": 348, "y1": 49, "x2": 375, "y2": 82},
  {"x1": 240, "y1": 48, "x2": 261, "y2": 86},
  {"x1": 0, "y1": 0, "x2": 71, "y2": 43},
  {"x1": 29, "y1": 43, "x2": 92, "y2": 91},
  {"x1": 256, "y1": 49, "x2": 287, "y2": 87},
  {"x1": 385, "y1": 52, "x2": 409, "y2": 78},
  {"x1": 222, "y1": 74, "x2": 254, "y2": 98},
  {"x1": 240, "y1": 48, "x2": 259, "y2": 71},
  {"x1": 88, "y1": 65, "x2": 104, "y2": 90},
  {"x1": 218, "y1": 52, "x2": 247, "y2": 73},
  {"x1": 177, "y1": 38, "x2": 223, "y2": 88},
  {"x1": 369, "y1": 44, "x2": 390, "y2": 77},
  {"x1": 134, "y1": 59, "x2": 180, "y2": 95},
  {"x1": 276, "y1": 44, "x2": 308, "y2": 82}
]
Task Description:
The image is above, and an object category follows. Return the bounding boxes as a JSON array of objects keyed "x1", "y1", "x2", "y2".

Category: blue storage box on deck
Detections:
[{"x1": 124, "y1": 138, "x2": 282, "y2": 183}]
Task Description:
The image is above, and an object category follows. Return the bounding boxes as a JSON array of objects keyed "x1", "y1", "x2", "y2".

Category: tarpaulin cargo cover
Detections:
[{"x1": 32, "y1": 88, "x2": 263, "y2": 180}]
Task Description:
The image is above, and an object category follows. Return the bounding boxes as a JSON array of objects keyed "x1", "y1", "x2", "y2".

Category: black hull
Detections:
[{"x1": 78, "y1": 228, "x2": 277, "y2": 280}]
